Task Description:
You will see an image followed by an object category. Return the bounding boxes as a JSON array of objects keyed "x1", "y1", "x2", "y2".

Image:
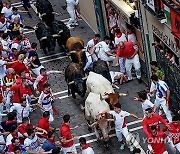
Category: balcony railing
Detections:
[{"x1": 162, "y1": 0, "x2": 180, "y2": 15}]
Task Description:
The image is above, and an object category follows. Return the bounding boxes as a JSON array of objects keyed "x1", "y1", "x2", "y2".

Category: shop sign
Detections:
[
  {"x1": 152, "y1": 25, "x2": 179, "y2": 53},
  {"x1": 146, "y1": 0, "x2": 155, "y2": 12}
]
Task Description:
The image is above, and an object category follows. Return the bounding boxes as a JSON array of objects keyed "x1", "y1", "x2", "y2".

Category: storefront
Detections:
[
  {"x1": 100, "y1": 0, "x2": 148, "y2": 75},
  {"x1": 139, "y1": 0, "x2": 180, "y2": 112}
]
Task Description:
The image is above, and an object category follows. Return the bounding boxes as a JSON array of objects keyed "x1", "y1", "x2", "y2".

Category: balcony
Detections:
[
  {"x1": 162, "y1": 0, "x2": 180, "y2": 15},
  {"x1": 141, "y1": 0, "x2": 167, "y2": 23}
]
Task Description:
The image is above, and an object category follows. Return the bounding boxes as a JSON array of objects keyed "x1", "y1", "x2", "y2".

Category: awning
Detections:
[{"x1": 109, "y1": 0, "x2": 135, "y2": 24}]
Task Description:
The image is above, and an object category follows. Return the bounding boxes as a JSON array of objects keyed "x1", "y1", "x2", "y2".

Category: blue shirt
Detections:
[{"x1": 155, "y1": 80, "x2": 169, "y2": 98}]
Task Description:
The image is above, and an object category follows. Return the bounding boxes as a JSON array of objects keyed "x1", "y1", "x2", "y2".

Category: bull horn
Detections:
[
  {"x1": 52, "y1": 12, "x2": 60, "y2": 16},
  {"x1": 89, "y1": 121, "x2": 98, "y2": 128},
  {"x1": 58, "y1": 30, "x2": 63, "y2": 34},
  {"x1": 33, "y1": 26, "x2": 38, "y2": 30},
  {"x1": 107, "y1": 119, "x2": 114, "y2": 122},
  {"x1": 82, "y1": 49, "x2": 86, "y2": 52},
  {"x1": 119, "y1": 93, "x2": 128, "y2": 96},
  {"x1": 40, "y1": 36, "x2": 47, "y2": 41},
  {"x1": 68, "y1": 81, "x2": 75, "y2": 85},
  {"x1": 100, "y1": 93, "x2": 108, "y2": 100},
  {"x1": 52, "y1": 34, "x2": 59, "y2": 37},
  {"x1": 112, "y1": 84, "x2": 119, "y2": 89},
  {"x1": 69, "y1": 50, "x2": 76, "y2": 54},
  {"x1": 40, "y1": 13, "x2": 46, "y2": 17},
  {"x1": 80, "y1": 104, "x2": 85, "y2": 110},
  {"x1": 82, "y1": 76, "x2": 88, "y2": 80}
]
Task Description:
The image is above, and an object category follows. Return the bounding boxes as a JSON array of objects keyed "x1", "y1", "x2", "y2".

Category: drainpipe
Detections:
[{"x1": 94, "y1": 0, "x2": 106, "y2": 38}]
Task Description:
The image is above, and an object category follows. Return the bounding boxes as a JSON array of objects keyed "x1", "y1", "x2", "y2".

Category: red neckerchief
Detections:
[
  {"x1": 115, "y1": 33, "x2": 122, "y2": 38},
  {"x1": 13, "y1": 39, "x2": 20, "y2": 44},
  {"x1": 0, "y1": 18, "x2": 5, "y2": 23},
  {"x1": 6, "y1": 73, "x2": 14, "y2": 79},
  {"x1": 82, "y1": 144, "x2": 90, "y2": 150},
  {"x1": 93, "y1": 38, "x2": 98, "y2": 45},
  {"x1": 47, "y1": 138, "x2": 55, "y2": 145},
  {"x1": 11, "y1": 132, "x2": 18, "y2": 137}
]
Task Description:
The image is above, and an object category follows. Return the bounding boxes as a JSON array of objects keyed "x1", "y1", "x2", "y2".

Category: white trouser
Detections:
[
  {"x1": 115, "y1": 127, "x2": 131, "y2": 142},
  {"x1": 31, "y1": 65, "x2": 44, "y2": 76},
  {"x1": 67, "y1": 6, "x2": 77, "y2": 25},
  {"x1": 41, "y1": 107, "x2": 54, "y2": 122},
  {"x1": 125, "y1": 54, "x2": 141, "y2": 80},
  {"x1": 119, "y1": 58, "x2": 126, "y2": 73},
  {"x1": 84, "y1": 52, "x2": 97, "y2": 71},
  {"x1": 62, "y1": 144, "x2": 77, "y2": 154},
  {"x1": 155, "y1": 97, "x2": 172, "y2": 122},
  {"x1": 150, "y1": 81, "x2": 156, "y2": 92},
  {"x1": 175, "y1": 142, "x2": 180, "y2": 152},
  {"x1": 5, "y1": 91, "x2": 12, "y2": 113}
]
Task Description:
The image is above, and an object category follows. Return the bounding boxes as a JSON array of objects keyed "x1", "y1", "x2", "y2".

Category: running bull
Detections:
[
  {"x1": 93, "y1": 60, "x2": 112, "y2": 83},
  {"x1": 84, "y1": 92, "x2": 113, "y2": 145},
  {"x1": 46, "y1": 19, "x2": 71, "y2": 50},
  {"x1": 86, "y1": 72, "x2": 128, "y2": 109},
  {"x1": 66, "y1": 37, "x2": 87, "y2": 68},
  {"x1": 36, "y1": 0, "x2": 59, "y2": 22},
  {"x1": 35, "y1": 22, "x2": 57, "y2": 55},
  {"x1": 65, "y1": 62, "x2": 87, "y2": 99}
]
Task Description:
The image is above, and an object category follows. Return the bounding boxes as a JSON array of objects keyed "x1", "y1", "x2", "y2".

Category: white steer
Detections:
[
  {"x1": 86, "y1": 72, "x2": 114, "y2": 95},
  {"x1": 85, "y1": 92, "x2": 112, "y2": 142}
]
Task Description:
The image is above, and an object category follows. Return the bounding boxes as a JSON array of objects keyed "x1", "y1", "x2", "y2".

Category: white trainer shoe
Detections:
[{"x1": 120, "y1": 143, "x2": 125, "y2": 150}]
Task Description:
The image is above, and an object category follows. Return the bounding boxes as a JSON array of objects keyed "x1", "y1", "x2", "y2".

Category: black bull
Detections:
[
  {"x1": 36, "y1": 0, "x2": 53, "y2": 16},
  {"x1": 35, "y1": 21, "x2": 70, "y2": 54},
  {"x1": 65, "y1": 63, "x2": 87, "y2": 99},
  {"x1": 93, "y1": 60, "x2": 112, "y2": 83}
]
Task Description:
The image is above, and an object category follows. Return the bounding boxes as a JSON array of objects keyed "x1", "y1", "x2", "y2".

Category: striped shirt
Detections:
[{"x1": 155, "y1": 80, "x2": 169, "y2": 98}]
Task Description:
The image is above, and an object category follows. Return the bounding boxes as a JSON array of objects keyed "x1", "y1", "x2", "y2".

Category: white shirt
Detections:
[
  {"x1": 127, "y1": 33, "x2": 137, "y2": 42},
  {"x1": 110, "y1": 71, "x2": 123, "y2": 83},
  {"x1": 0, "y1": 18, "x2": 7, "y2": 33},
  {"x1": 142, "y1": 99, "x2": 154, "y2": 116},
  {"x1": 10, "y1": 104, "x2": 30, "y2": 123},
  {"x1": 87, "y1": 39, "x2": 96, "y2": 52},
  {"x1": 24, "y1": 135, "x2": 41, "y2": 152},
  {"x1": 95, "y1": 41, "x2": 110, "y2": 61},
  {"x1": 38, "y1": 91, "x2": 53, "y2": 110},
  {"x1": 1, "y1": 39, "x2": 10, "y2": 57},
  {"x1": 109, "y1": 14, "x2": 116, "y2": 28},
  {"x1": 109, "y1": 110, "x2": 130, "y2": 131},
  {"x1": 155, "y1": 80, "x2": 169, "y2": 98},
  {"x1": 82, "y1": 147, "x2": 95, "y2": 154},
  {"x1": 128, "y1": 33, "x2": 138, "y2": 51},
  {"x1": 6, "y1": 132, "x2": 23, "y2": 145},
  {"x1": 1, "y1": 7, "x2": 12, "y2": 18},
  {"x1": 66, "y1": 0, "x2": 79, "y2": 9},
  {"x1": 0, "y1": 59, "x2": 6, "y2": 79},
  {"x1": 114, "y1": 33, "x2": 127, "y2": 45}
]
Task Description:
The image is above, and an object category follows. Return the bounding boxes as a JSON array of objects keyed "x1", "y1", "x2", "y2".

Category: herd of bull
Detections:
[
  {"x1": 65, "y1": 37, "x2": 128, "y2": 145},
  {"x1": 35, "y1": 0, "x2": 70, "y2": 55},
  {"x1": 35, "y1": 0, "x2": 128, "y2": 145}
]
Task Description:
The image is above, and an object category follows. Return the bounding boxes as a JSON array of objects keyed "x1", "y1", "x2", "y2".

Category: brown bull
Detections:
[
  {"x1": 66, "y1": 37, "x2": 86, "y2": 67},
  {"x1": 66, "y1": 37, "x2": 84, "y2": 51},
  {"x1": 100, "y1": 92, "x2": 128, "y2": 109}
]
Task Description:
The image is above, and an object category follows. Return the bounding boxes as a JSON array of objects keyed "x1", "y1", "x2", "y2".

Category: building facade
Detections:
[
  {"x1": 139, "y1": 0, "x2": 180, "y2": 113},
  {"x1": 78, "y1": 0, "x2": 180, "y2": 112}
]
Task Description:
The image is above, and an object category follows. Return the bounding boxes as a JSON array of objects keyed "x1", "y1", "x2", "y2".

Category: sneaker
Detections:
[
  {"x1": 120, "y1": 143, "x2": 125, "y2": 150},
  {"x1": 129, "y1": 145, "x2": 134, "y2": 152},
  {"x1": 74, "y1": 22, "x2": 79, "y2": 26}
]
